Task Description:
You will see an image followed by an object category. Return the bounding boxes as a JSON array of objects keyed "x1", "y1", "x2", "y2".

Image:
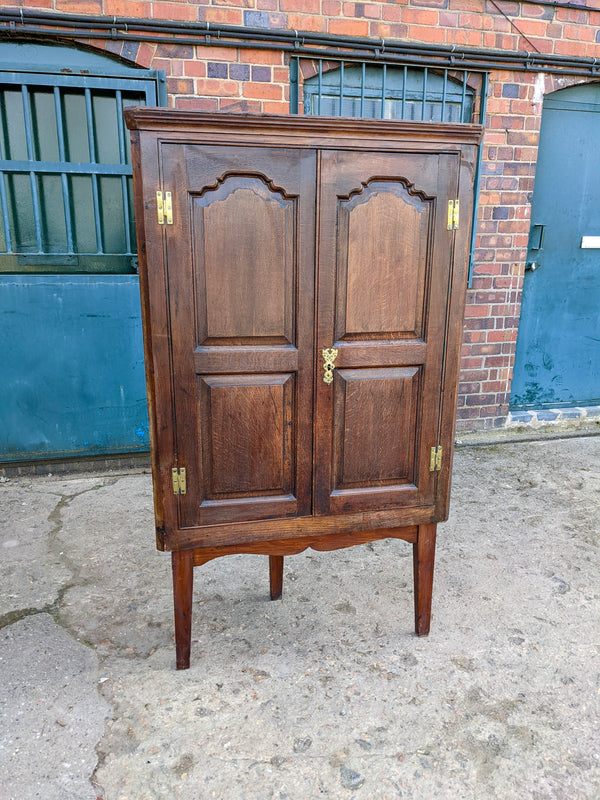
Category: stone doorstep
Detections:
[
  {"x1": 507, "y1": 405, "x2": 600, "y2": 429},
  {"x1": 456, "y1": 404, "x2": 600, "y2": 447},
  {"x1": 0, "y1": 451, "x2": 151, "y2": 479}
]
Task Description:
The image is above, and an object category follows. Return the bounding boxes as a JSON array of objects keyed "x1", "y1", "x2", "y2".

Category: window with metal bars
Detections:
[
  {"x1": 0, "y1": 43, "x2": 165, "y2": 273},
  {"x1": 301, "y1": 62, "x2": 478, "y2": 123}
]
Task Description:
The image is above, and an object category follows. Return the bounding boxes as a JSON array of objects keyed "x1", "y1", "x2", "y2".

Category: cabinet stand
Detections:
[{"x1": 171, "y1": 523, "x2": 435, "y2": 670}]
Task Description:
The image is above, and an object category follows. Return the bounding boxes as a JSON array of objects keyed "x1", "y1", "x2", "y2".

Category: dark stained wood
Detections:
[
  {"x1": 333, "y1": 367, "x2": 419, "y2": 489},
  {"x1": 172, "y1": 505, "x2": 435, "y2": 552},
  {"x1": 172, "y1": 550, "x2": 194, "y2": 670},
  {"x1": 124, "y1": 109, "x2": 483, "y2": 148},
  {"x1": 191, "y1": 526, "x2": 418, "y2": 565},
  {"x1": 161, "y1": 144, "x2": 316, "y2": 529},
  {"x1": 336, "y1": 180, "x2": 430, "y2": 340},
  {"x1": 198, "y1": 175, "x2": 294, "y2": 344},
  {"x1": 331, "y1": 342, "x2": 428, "y2": 367},
  {"x1": 199, "y1": 374, "x2": 292, "y2": 497},
  {"x1": 434, "y1": 151, "x2": 481, "y2": 523},
  {"x1": 125, "y1": 110, "x2": 481, "y2": 668},
  {"x1": 194, "y1": 345, "x2": 298, "y2": 374},
  {"x1": 413, "y1": 523, "x2": 437, "y2": 636},
  {"x1": 126, "y1": 128, "x2": 175, "y2": 544},
  {"x1": 313, "y1": 149, "x2": 459, "y2": 517},
  {"x1": 269, "y1": 555, "x2": 284, "y2": 600}
]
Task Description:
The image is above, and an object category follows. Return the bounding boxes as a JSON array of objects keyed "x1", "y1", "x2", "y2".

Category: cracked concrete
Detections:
[
  {"x1": 0, "y1": 614, "x2": 110, "y2": 800},
  {"x1": 0, "y1": 437, "x2": 599, "y2": 799}
]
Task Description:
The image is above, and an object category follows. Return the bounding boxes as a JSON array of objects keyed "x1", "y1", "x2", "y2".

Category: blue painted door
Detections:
[
  {"x1": 0, "y1": 43, "x2": 165, "y2": 462},
  {"x1": 0, "y1": 275, "x2": 149, "y2": 460},
  {"x1": 511, "y1": 82, "x2": 600, "y2": 409}
]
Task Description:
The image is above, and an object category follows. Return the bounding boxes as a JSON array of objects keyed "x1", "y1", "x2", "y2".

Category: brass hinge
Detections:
[
  {"x1": 156, "y1": 190, "x2": 173, "y2": 225},
  {"x1": 429, "y1": 446, "x2": 443, "y2": 472},
  {"x1": 172, "y1": 467, "x2": 187, "y2": 495},
  {"x1": 447, "y1": 199, "x2": 459, "y2": 230}
]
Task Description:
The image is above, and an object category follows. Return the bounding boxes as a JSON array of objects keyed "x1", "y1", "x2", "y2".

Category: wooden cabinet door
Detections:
[
  {"x1": 161, "y1": 144, "x2": 316, "y2": 528},
  {"x1": 313, "y1": 149, "x2": 460, "y2": 516}
]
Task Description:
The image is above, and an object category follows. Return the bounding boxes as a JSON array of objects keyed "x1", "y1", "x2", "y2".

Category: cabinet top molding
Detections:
[{"x1": 124, "y1": 109, "x2": 483, "y2": 147}]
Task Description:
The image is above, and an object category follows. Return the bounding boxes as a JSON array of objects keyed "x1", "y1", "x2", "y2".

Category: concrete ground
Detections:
[{"x1": 0, "y1": 436, "x2": 599, "y2": 800}]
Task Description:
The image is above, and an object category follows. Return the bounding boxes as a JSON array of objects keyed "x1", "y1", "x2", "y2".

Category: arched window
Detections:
[
  {"x1": 302, "y1": 63, "x2": 476, "y2": 123},
  {"x1": 0, "y1": 43, "x2": 165, "y2": 273}
]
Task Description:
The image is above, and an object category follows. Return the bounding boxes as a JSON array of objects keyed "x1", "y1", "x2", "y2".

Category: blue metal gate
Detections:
[{"x1": 0, "y1": 43, "x2": 165, "y2": 462}]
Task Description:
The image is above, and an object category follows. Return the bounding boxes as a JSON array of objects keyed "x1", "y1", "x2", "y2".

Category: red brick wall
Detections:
[{"x1": 14, "y1": 0, "x2": 600, "y2": 431}]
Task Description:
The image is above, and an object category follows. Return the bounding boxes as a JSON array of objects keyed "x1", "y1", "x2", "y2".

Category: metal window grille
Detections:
[
  {"x1": 0, "y1": 72, "x2": 160, "y2": 274},
  {"x1": 291, "y1": 58, "x2": 486, "y2": 123},
  {"x1": 300, "y1": 61, "x2": 478, "y2": 123}
]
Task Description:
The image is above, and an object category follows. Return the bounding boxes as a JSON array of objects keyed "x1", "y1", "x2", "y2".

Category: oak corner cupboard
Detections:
[{"x1": 124, "y1": 109, "x2": 482, "y2": 670}]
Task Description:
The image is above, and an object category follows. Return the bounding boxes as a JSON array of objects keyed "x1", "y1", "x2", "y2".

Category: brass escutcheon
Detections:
[{"x1": 322, "y1": 348, "x2": 338, "y2": 385}]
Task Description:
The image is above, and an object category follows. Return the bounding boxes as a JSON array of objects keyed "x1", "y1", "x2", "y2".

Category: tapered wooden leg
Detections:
[
  {"x1": 413, "y1": 523, "x2": 436, "y2": 636},
  {"x1": 269, "y1": 555, "x2": 284, "y2": 600},
  {"x1": 172, "y1": 549, "x2": 194, "y2": 670}
]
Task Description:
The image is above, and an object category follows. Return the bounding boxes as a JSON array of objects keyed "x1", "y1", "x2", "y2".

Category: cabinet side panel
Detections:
[
  {"x1": 434, "y1": 145, "x2": 479, "y2": 519},
  {"x1": 128, "y1": 129, "x2": 174, "y2": 546}
]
